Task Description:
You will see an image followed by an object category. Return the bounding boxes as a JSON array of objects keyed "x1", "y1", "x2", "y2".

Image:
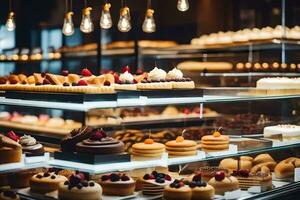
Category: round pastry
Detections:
[
  {"x1": 61, "y1": 126, "x2": 93, "y2": 152},
  {"x1": 253, "y1": 154, "x2": 275, "y2": 165},
  {"x1": 189, "y1": 174, "x2": 215, "y2": 200},
  {"x1": 9, "y1": 168, "x2": 46, "y2": 188},
  {"x1": 208, "y1": 171, "x2": 239, "y2": 195},
  {"x1": 251, "y1": 161, "x2": 277, "y2": 174},
  {"x1": 274, "y1": 157, "x2": 300, "y2": 179},
  {"x1": 19, "y1": 135, "x2": 44, "y2": 156},
  {"x1": 201, "y1": 131, "x2": 229, "y2": 152},
  {"x1": 219, "y1": 157, "x2": 252, "y2": 171},
  {"x1": 76, "y1": 129, "x2": 124, "y2": 154},
  {"x1": 58, "y1": 174, "x2": 102, "y2": 200},
  {"x1": 0, "y1": 191, "x2": 20, "y2": 200},
  {"x1": 0, "y1": 134, "x2": 22, "y2": 164},
  {"x1": 163, "y1": 180, "x2": 192, "y2": 200},
  {"x1": 131, "y1": 139, "x2": 165, "y2": 159},
  {"x1": 196, "y1": 167, "x2": 229, "y2": 182},
  {"x1": 99, "y1": 173, "x2": 135, "y2": 196},
  {"x1": 165, "y1": 136, "x2": 197, "y2": 157},
  {"x1": 30, "y1": 172, "x2": 68, "y2": 193},
  {"x1": 141, "y1": 171, "x2": 173, "y2": 196}
]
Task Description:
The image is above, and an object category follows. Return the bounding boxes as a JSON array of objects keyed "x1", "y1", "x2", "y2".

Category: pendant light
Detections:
[
  {"x1": 80, "y1": 0, "x2": 94, "y2": 33},
  {"x1": 142, "y1": 0, "x2": 156, "y2": 33},
  {"x1": 100, "y1": 1, "x2": 113, "y2": 29},
  {"x1": 118, "y1": 0, "x2": 131, "y2": 32},
  {"x1": 177, "y1": 0, "x2": 189, "y2": 12},
  {"x1": 6, "y1": 0, "x2": 16, "y2": 31},
  {"x1": 62, "y1": 0, "x2": 75, "y2": 36}
]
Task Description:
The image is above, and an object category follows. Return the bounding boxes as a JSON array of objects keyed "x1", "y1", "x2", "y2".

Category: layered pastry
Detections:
[
  {"x1": 30, "y1": 172, "x2": 68, "y2": 193},
  {"x1": 61, "y1": 126, "x2": 94, "y2": 152},
  {"x1": 256, "y1": 77, "x2": 300, "y2": 90},
  {"x1": 219, "y1": 156, "x2": 253, "y2": 172},
  {"x1": 137, "y1": 67, "x2": 173, "y2": 90},
  {"x1": 0, "y1": 134, "x2": 22, "y2": 164},
  {"x1": 208, "y1": 171, "x2": 239, "y2": 195},
  {"x1": 166, "y1": 68, "x2": 195, "y2": 89},
  {"x1": 200, "y1": 131, "x2": 229, "y2": 152},
  {"x1": 264, "y1": 124, "x2": 300, "y2": 141},
  {"x1": 76, "y1": 129, "x2": 124, "y2": 154},
  {"x1": 58, "y1": 173, "x2": 102, "y2": 200},
  {"x1": 9, "y1": 168, "x2": 47, "y2": 188},
  {"x1": 0, "y1": 191, "x2": 20, "y2": 200},
  {"x1": 131, "y1": 138, "x2": 165, "y2": 159},
  {"x1": 274, "y1": 157, "x2": 300, "y2": 179},
  {"x1": 163, "y1": 179, "x2": 192, "y2": 200},
  {"x1": 0, "y1": 69, "x2": 115, "y2": 94},
  {"x1": 141, "y1": 171, "x2": 173, "y2": 196},
  {"x1": 99, "y1": 173, "x2": 135, "y2": 196},
  {"x1": 231, "y1": 167, "x2": 272, "y2": 191},
  {"x1": 114, "y1": 67, "x2": 137, "y2": 91},
  {"x1": 189, "y1": 174, "x2": 215, "y2": 200},
  {"x1": 19, "y1": 135, "x2": 44, "y2": 156},
  {"x1": 165, "y1": 136, "x2": 197, "y2": 157},
  {"x1": 196, "y1": 167, "x2": 229, "y2": 182}
]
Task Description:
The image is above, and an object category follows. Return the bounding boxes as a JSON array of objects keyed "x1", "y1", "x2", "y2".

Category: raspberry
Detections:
[
  {"x1": 77, "y1": 80, "x2": 88, "y2": 86},
  {"x1": 121, "y1": 66, "x2": 131, "y2": 73},
  {"x1": 82, "y1": 68, "x2": 92, "y2": 76}
]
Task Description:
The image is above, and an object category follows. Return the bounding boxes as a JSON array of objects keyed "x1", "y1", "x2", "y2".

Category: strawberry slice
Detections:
[
  {"x1": 82, "y1": 68, "x2": 92, "y2": 77},
  {"x1": 77, "y1": 79, "x2": 88, "y2": 86},
  {"x1": 7, "y1": 131, "x2": 20, "y2": 142}
]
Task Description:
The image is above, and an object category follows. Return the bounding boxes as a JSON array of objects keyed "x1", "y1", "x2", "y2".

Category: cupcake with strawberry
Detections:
[
  {"x1": 114, "y1": 66, "x2": 138, "y2": 91},
  {"x1": 163, "y1": 179, "x2": 192, "y2": 200}
]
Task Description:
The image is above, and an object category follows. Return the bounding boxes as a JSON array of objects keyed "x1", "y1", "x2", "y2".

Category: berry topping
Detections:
[
  {"x1": 63, "y1": 82, "x2": 70, "y2": 86},
  {"x1": 193, "y1": 107, "x2": 201, "y2": 114},
  {"x1": 144, "y1": 138, "x2": 154, "y2": 144},
  {"x1": 82, "y1": 68, "x2": 92, "y2": 76},
  {"x1": 113, "y1": 73, "x2": 120, "y2": 82},
  {"x1": 51, "y1": 175, "x2": 56, "y2": 179},
  {"x1": 183, "y1": 108, "x2": 190, "y2": 115},
  {"x1": 104, "y1": 81, "x2": 111, "y2": 86},
  {"x1": 238, "y1": 169, "x2": 250, "y2": 177},
  {"x1": 36, "y1": 174, "x2": 43, "y2": 179},
  {"x1": 77, "y1": 183, "x2": 83, "y2": 189},
  {"x1": 10, "y1": 79, "x2": 18, "y2": 84},
  {"x1": 157, "y1": 173, "x2": 165, "y2": 178},
  {"x1": 90, "y1": 129, "x2": 107, "y2": 141},
  {"x1": 110, "y1": 173, "x2": 120, "y2": 182},
  {"x1": 155, "y1": 178, "x2": 165, "y2": 184},
  {"x1": 43, "y1": 172, "x2": 50, "y2": 177},
  {"x1": 82, "y1": 181, "x2": 89, "y2": 187},
  {"x1": 61, "y1": 70, "x2": 69, "y2": 76},
  {"x1": 196, "y1": 182, "x2": 207, "y2": 187},
  {"x1": 176, "y1": 136, "x2": 184, "y2": 143},
  {"x1": 7, "y1": 131, "x2": 20, "y2": 142},
  {"x1": 178, "y1": 182, "x2": 185, "y2": 187},
  {"x1": 213, "y1": 131, "x2": 221, "y2": 137},
  {"x1": 152, "y1": 171, "x2": 158, "y2": 176},
  {"x1": 77, "y1": 79, "x2": 88, "y2": 86},
  {"x1": 89, "y1": 182, "x2": 95, "y2": 187},
  {"x1": 21, "y1": 80, "x2": 27, "y2": 84},
  {"x1": 192, "y1": 174, "x2": 202, "y2": 182},
  {"x1": 101, "y1": 175, "x2": 110, "y2": 181},
  {"x1": 121, "y1": 175, "x2": 130, "y2": 181},
  {"x1": 3, "y1": 191, "x2": 17, "y2": 198},
  {"x1": 0, "y1": 77, "x2": 7, "y2": 84},
  {"x1": 143, "y1": 174, "x2": 155, "y2": 180},
  {"x1": 43, "y1": 79, "x2": 51, "y2": 85},
  {"x1": 35, "y1": 82, "x2": 42, "y2": 86},
  {"x1": 76, "y1": 172, "x2": 85, "y2": 181},
  {"x1": 136, "y1": 68, "x2": 143, "y2": 75},
  {"x1": 189, "y1": 182, "x2": 196, "y2": 188},
  {"x1": 165, "y1": 175, "x2": 172, "y2": 181},
  {"x1": 215, "y1": 171, "x2": 225, "y2": 181},
  {"x1": 64, "y1": 181, "x2": 69, "y2": 185},
  {"x1": 121, "y1": 66, "x2": 131, "y2": 73},
  {"x1": 70, "y1": 175, "x2": 81, "y2": 186}
]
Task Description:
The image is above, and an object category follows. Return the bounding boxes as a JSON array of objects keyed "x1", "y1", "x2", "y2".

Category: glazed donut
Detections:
[{"x1": 275, "y1": 157, "x2": 300, "y2": 179}]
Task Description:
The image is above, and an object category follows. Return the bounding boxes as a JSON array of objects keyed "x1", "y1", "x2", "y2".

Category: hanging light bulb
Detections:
[
  {"x1": 6, "y1": 12, "x2": 16, "y2": 31},
  {"x1": 62, "y1": 12, "x2": 74, "y2": 36},
  {"x1": 142, "y1": 9, "x2": 156, "y2": 33},
  {"x1": 100, "y1": 3, "x2": 113, "y2": 29},
  {"x1": 80, "y1": 7, "x2": 94, "y2": 33},
  {"x1": 177, "y1": 0, "x2": 189, "y2": 12},
  {"x1": 118, "y1": 7, "x2": 131, "y2": 32}
]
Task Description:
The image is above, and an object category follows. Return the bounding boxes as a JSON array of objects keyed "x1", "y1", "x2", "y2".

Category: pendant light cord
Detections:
[
  {"x1": 147, "y1": 0, "x2": 151, "y2": 9},
  {"x1": 84, "y1": 0, "x2": 87, "y2": 7},
  {"x1": 121, "y1": 0, "x2": 125, "y2": 8},
  {"x1": 65, "y1": 0, "x2": 68, "y2": 13},
  {"x1": 9, "y1": 0, "x2": 12, "y2": 12},
  {"x1": 70, "y1": 0, "x2": 73, "y2": 11}
]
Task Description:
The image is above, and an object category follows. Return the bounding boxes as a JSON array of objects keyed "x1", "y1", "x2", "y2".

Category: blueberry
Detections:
[
  {"x1": 51, "y1": 175, "x2": 56, "y2": 179},
  {"x1": 63, "y1": 82, "x2": 70, "y2": 87},
  {"x1": 101, "y1": 175, "x2": 110, "y2": 181},
  {"x1": 77, "y1": 183, "x2": 83, "y2": 189},
  {"x1": 36, "y1": 174, "x2": 43, "y2": 179},
  {"x1": 170, "y1": 183, "x2": 176, "y2": 188},
  {"x1": 152, "y1": 171, "x2": 158, "y2": 177},
  {"x1": 89, "y1": 182, "x2": 95, "y2": 187},
  {"x1": 43, "y1": 172, "x2": 50, "y2": 177},
  {"x1": 82, "y1": 181, "x2": 88, "y2": 187},
  {"x1": 189, "y1": 182, "x2": 196, "y2": 188},
  {"x1": 143, "y1": 174, "x2": 150, "y2": 180},
  {"x1": 110, "y1": 173, "x2": 120, "y2": 182},
  {"x1": 64, "y1": 181, "x2": 69, "y2": 185}
]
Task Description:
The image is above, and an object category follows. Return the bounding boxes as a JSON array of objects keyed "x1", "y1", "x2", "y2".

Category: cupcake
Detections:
[
  {"x1": 163, "y1": 179, "x2": 192, "y2": 200},
  {"x1": 99, "y1": 173, "x2": 135, "y2": 196},
  {"x1": 208, "y1": 171, "x2": 239, "y2": 195},
  {"x1": 19, "y1": 135, "x2": 44, "y2": 156}
]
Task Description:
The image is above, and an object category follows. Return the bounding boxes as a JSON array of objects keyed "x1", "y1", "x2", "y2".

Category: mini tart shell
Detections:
[
  {"x1": 137, "y1": 82, "x2": 173, "y2": 90},
  {"x1": 114, "y1": 83, "x2": 137, "y2": 91}
]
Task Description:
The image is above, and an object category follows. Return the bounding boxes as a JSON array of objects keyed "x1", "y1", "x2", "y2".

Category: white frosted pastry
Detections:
[
  {"x1": 232, "y1": 30, "x2": 249, "y2": 43},
  {"x1": 287, "y1": 26, "x2": 300, "y2": 39},
  {"x1": 258, "y1": 27, "x2": 274, "y2": 40},
  {"x1": 264, "y1": 124, "x2": 300, "y2": 140},
  {"x1": 256, "y1": 77, "x2": 300, "y2": 89}
]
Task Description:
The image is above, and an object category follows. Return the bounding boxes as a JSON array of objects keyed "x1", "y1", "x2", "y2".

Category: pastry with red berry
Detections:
[
  {"x1": 0, "y1": 134, "x2": 22, "y2": 164},
  {"x1": 208, "y1": 171, "x2": 239, "y2": 195},
  {"x1": 131, "y1": 138, "x2": 165, "y2": 160},
  {"x1": 195, "y1": 167, "x2": 229, "y2": 182},
  {"x1": 166, "y1": 68, "x2": 195, "y2": 89},
  {"x1": 163, "y1": 179, "x2": 192, "y2": 200},
  {"x1": 98, "y1": 173, "x2": 135, "y2": 196},
  {"x1": 114, "y1": 67, "x2": 138, "y2": 91},
  {"x1": 141, "y1": 171, "x2": 173, "y2": 196},
  {"x1": 30, "y1": 171, "x2": 67, "y2": 193},
  {"x1": 189, "y1": 174, "x2": 215, "y2": 200},
  {"x1": 76, "y1": 129, "x2": 124, "y2": 154},
  {"x1": 58, "y1": 173, "x2": 102, "y2": 200},
  {"x1": 165, "y1": 136, "x2": 197, "y2": 157},
  {"x1": 137, "y1": 67, "x2": 173, "y2": 90}
]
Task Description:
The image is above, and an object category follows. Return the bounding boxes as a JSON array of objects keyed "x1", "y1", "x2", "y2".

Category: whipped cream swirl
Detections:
[
  {"x1": 19, "y1": 135, "x2": 37, "y2": 146},
  {"x1": 119, "y1": 71, "x2": 134, "y2": 83},
  {"x1": 148, "y1": 67, "x2": 167, "y2": 81},
  {"x1": 166, "y1": 68, "x2": 183, "y2": 79}
]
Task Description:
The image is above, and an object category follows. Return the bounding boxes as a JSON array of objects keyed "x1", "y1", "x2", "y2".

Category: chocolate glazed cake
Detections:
[{"x1": 76, "y1": 129, "x2": 124, "y2": 154}]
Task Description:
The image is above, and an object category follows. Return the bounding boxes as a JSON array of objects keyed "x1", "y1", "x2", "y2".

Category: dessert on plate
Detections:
[
  {"x1": 166, "y1": 68, "x2": 195, "y2": 89},
  {"x1": 165, "y1": 136, "x2": 197, "y2": 157},
  {"x1": 0, "y1": 134, "x2": 22, "y2": 164},
  {"x1": 58, "y1": 173, "x2": 102, "y2": 200},
  {"x1": 274, "y1": 157, "x2": 300, "y2": 179},
  {"x1": 141, "y1": 171, "x2": 173, "y2": 196},
  {"x1": 131, "y1": 138, "x2": 165, "y2": 160},
  {"x1": 30, "y1": 171, "x2": 67, "y2": 193},
  {"x1": 98, "y1": 173, "x2": 135, "y2": 196},
  {"x1": 137, "y1": 67, "x2": 172, "y2": 90},
  {"x1": 208, "y1": 171, "x2": 239, "y2": 195},
  {"x1": 189, "y1": 174, "x2": 215, "y2": 200},
  {"x1": 113, "y1": 67, "x2": 138, "y2": 91},
  {"x1": 195, "y1": 167, "x2": 229, "y2": 182},
  {"x1": 200, "y1": 131, "x2": 229, "y2": 152},
  {"x1": 163, "y1": 179, "x2": 192, "y2": 200}
]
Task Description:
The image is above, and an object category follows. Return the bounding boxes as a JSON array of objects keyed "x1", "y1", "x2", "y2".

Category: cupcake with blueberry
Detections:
[
  {"x1": 98, "y1": 173, "x2": 135, "y2": 196},
  {"x1": 189, "y1": 174, "x2": 215, "y2": 200},
  {"x1": 163, "y1": 179, "x2": 192, "y2": 200},
  {"x1": 58, "y1": 173, "x2": 102, "y2": 200},
  {"x1": 141, "y1": 171, "x2": 173, "y2": 196}
]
